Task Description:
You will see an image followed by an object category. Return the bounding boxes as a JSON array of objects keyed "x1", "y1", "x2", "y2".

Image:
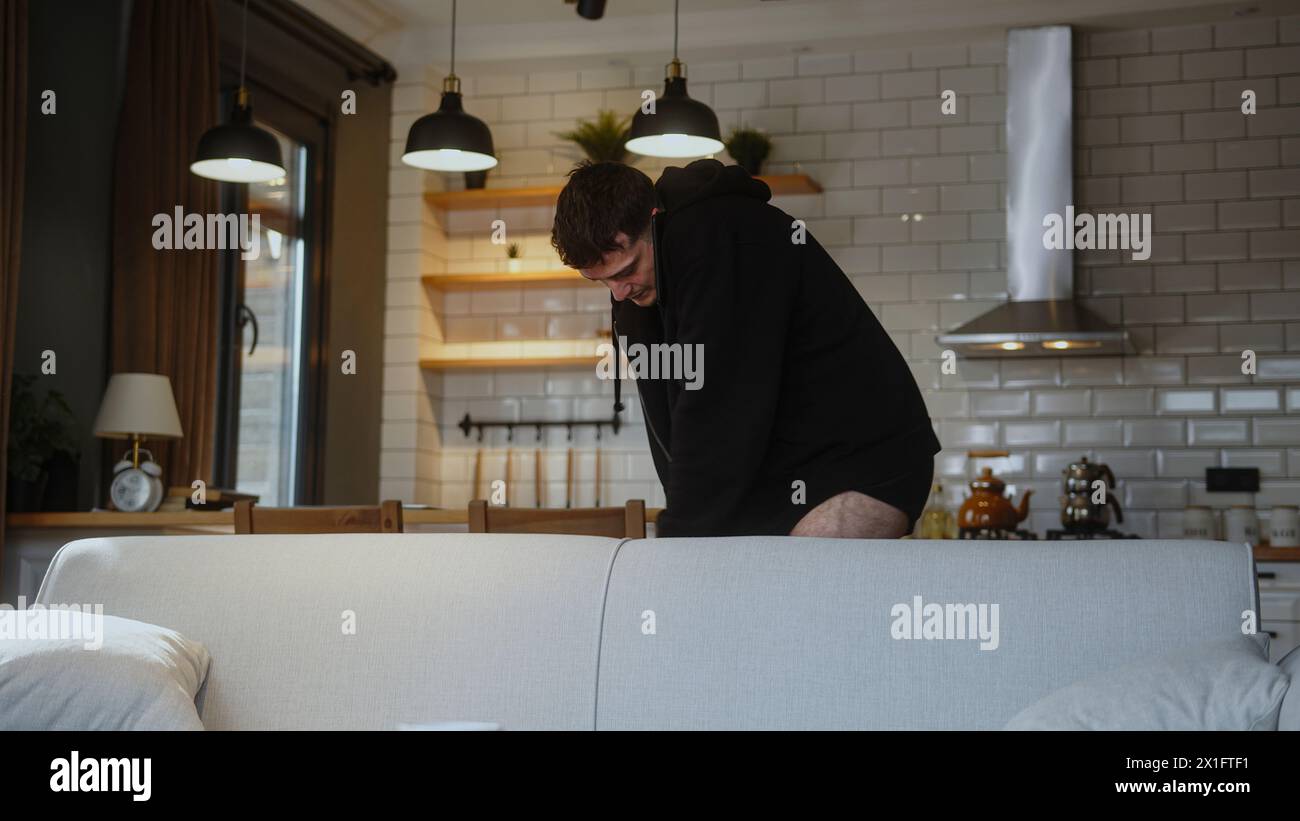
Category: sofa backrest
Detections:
[
  {"x1": 36, "y1": 534, "x2": 1260, "y2": 730},
  {"x1": 595, "y1": 537, "x2": 1260, "y2": 730},
  {"x1": 36, "y1": 534, "x2": 621, "y2": 730}
]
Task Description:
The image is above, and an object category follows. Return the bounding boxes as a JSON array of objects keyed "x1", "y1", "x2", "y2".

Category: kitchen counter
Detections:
[{"x1": 1251, "y1": 545, "x2": 1300, "y2": 563}]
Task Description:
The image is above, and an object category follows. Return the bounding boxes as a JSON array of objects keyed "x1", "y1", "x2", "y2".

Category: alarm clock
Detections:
[{"x1": 110, "y1": 449, "x2": 165, "y2": 512}]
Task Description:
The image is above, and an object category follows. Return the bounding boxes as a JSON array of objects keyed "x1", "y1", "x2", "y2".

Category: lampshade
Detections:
[
  {"x1": 93, "y1": 374, "x2": 184, "y2": 440},
  {"x1": 402, "y1": 1, "x2": 497, "y2": 173},
  {"x1": 191, "y1": 93, "x2": 286, "y2": 184},
  {"x1": 627, "y1": 59, "x2": 723, "y2": 159},
  {"x1": 402, "y1": 79, "x2": 498, "y2": 172}
]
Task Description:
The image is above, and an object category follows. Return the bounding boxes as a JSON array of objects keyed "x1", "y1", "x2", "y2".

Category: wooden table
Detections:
[{"x1": 3, "y1": 507, "x2": 664, "y2": 605}]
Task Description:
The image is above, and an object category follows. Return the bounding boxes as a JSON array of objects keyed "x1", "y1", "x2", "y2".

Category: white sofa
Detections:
[{"x1": 32, "y1": 533, "x2": 1290, "y2": 730}]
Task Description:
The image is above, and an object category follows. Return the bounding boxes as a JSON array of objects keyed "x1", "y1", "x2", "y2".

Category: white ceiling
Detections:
[{"x1": 294, "y1": 0, "x2": 1294, "y2": 72}]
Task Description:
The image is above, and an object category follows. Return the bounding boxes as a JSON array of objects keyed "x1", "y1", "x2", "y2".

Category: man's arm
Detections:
[{"x1": 655, "y1": 228, "x2": 797, "y2": 537}]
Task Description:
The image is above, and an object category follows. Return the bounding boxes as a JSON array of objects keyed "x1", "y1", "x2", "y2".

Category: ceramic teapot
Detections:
[{"x1": 958, "y1": 467, "x2": 1033, "y2": 531}]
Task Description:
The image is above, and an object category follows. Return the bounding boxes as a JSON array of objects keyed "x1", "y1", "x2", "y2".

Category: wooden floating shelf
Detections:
[
  {"x1": 420, "y1": 356, "x2": 601, "y2": 371},
  {"x1": 425, "y1": 174, "x2": 822, "y2": 211},
  {"x1": 423, "y1": 271, "x2": 595, "y2": 290}
]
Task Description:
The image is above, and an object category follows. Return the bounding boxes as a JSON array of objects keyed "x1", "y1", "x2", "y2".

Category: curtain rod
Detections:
[{"x1": 242, "y1": 0, "x2": 397, "y2": 86}]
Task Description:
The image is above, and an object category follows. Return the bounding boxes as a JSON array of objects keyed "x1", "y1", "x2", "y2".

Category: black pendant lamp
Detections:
[
  {"x1": 191, "y1": 0, "x2": 286, "y2": 184},
  {"x1": 626, "y1": 0, "x2": 723, "y2": 159},
  {"x1": 402, "y1": 0, "x2": 497, "y2": 172}
]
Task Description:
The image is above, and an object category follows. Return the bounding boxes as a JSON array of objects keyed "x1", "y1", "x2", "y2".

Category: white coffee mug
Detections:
[
  {"x1": 1270, "y1": 506, "x2": 1299, "y2": 548},
  {"x1": 1183, "y1": 506, "x2": 1216, "y2": 539},
  {"x1": 1225, "y1": 506, "x2": 1260, "y2": 546}
]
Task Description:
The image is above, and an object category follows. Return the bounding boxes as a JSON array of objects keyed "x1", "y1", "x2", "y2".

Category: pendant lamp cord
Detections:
[
  {"x1": 450, "y1": 0, "x2": 457, "y2": 76},
  {"x1": 239, "y1": 0, "x2": 249, "y2": 91},
  {"x1": 673, "y1": 0, "x2": 679, "y2": 61}
]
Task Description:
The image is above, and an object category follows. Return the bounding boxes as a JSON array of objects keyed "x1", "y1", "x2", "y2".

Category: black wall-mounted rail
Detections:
[{"x1": 457, "y1": 412, "x2": 623, "y2": 442}]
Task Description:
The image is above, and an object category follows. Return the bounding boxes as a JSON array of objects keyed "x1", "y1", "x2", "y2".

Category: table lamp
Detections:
[{"x1": 93, "y1": 373, "x2": 184, "y2": 512}]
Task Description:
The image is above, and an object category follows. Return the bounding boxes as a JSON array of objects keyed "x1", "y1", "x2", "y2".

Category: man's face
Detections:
[{"x1": 580, "y1": 229, "x2": 657, "y2": 307}]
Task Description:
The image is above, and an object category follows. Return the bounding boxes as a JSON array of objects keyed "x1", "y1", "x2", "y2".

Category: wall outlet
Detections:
[{"x1": 1205, "y1": 467, "x2": 1260, "y2": 493}]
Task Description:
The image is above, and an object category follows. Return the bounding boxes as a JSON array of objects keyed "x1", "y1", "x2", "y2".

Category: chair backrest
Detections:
[
  {"x1": 467, "y1": 499, "x2": 646, "y2": 538},
  {"x1": 233, "y1": 500, "x2": 404, "y2": 534}
]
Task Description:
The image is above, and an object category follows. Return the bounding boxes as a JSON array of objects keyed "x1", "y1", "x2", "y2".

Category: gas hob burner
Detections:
[
  {"x1": 1046, "y1": 529, "x2": 1140, "y2": 540},
  {"x1": 958, "y1": 528, "x2": 1038, "y2": 540}
]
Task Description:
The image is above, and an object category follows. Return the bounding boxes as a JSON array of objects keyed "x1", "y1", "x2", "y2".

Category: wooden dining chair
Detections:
[
  {"x1": 467, "y1": 499, "x2": 646, "y2": 538},
  {"x1": 233, "y1": 500, "x2": 404, "y2": 534}
]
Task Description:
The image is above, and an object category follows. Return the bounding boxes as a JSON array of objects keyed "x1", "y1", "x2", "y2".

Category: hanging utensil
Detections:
[
  {"x1": 472, "y1": 448, "x2": 483, "y2": 502},
  {"x1": 504, "y1": 447, "x2": 513, "y2": 507},
  {"x1": 565, "y1": 446, "x2": 574, "y2": 509},
  {"x1": 535, "y1": 447, "x2": 543, "y2": 508},
  {"x1": 594, "y1": 443, "x2": 602, "y2": 508}
]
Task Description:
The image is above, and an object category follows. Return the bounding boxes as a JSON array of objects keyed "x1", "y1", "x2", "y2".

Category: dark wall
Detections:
[
  {"x1": 321, "y1": 80, "x2": 390, "y2": 505},
  {"x1": 14, "y1": 0, "x2": 389, "y2": 510},
  {"x1": 15, "y1": 0, "x2": 132, "y2": 509}
]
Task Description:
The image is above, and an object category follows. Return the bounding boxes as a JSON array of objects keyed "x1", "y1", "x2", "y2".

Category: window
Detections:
[
  {"x1": 214, "y1": 86, "x2": 329, "y2": 505},
  {"x1": 234, "y1": 126, "x2": 307, "y2": 506}
]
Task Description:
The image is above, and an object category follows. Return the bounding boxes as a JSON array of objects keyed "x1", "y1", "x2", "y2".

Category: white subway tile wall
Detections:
[{"x1": 381, "y1": 18, "x2": 1300, "y2": 533}]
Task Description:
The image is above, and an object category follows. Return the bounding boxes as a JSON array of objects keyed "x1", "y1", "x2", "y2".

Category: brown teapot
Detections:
[{"x1": 958, "y1": 467, "x2": 1033, "y2": 531}]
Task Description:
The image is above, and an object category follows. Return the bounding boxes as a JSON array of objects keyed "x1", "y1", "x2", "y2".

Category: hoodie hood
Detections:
[
  {"x1": 655, "y1": 158, "x2": 772, "y2": 213},
  {"x1": 611, "y1": 160, "x2": 771, "y2": 421}
]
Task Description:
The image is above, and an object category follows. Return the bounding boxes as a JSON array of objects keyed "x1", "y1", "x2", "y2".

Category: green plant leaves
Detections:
[
  {"x1": 555, "y1": 109, "x2": 632, "y2": 164},
  {"x1": 7, "y1": 374, "x2": 80, "y2": 483}
]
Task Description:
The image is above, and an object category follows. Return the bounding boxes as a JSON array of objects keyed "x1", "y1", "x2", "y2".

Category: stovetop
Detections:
[
  {"x1": 1046, "y1": 529, "x2": 1141, "y2": 540},
  {"x1": 955, "y1": 528, "x2": 1142, "y2": 540},
  {"x1": 958, "y1": 528, "x2": 1038, "y2": 540}
]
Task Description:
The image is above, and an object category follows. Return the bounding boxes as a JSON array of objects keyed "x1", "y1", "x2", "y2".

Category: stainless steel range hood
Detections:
[{"x1": 937, "y1": 25, "x2": 1129, "y2": 358}]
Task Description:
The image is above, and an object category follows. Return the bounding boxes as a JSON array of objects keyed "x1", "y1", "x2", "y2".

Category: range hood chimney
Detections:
[{"x1": 937, "y1": 26, "x2": 1129, "y2": 358}]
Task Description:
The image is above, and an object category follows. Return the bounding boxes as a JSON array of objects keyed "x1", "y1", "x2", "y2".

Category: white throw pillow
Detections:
[
  {"x1": 0, "y1": 610, "x2": 210, "y2": 730},
  {"x1": 1005, "y1": 635, "x2": 1289, "y2": 731},
  {"x1": 1277, "y1": 643, "x2": 1300, "y2": 732}
]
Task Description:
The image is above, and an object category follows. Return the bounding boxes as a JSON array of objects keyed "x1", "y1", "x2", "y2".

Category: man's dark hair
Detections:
[{"x1": 551, "y1": 160, "x2": 656, "y2": 269}]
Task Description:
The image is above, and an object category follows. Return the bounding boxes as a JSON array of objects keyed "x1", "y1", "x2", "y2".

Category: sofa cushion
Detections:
[
  {"x1": 1004, "y1": 634, "x2": 1288, "y2": 730},
  {"x1": 0, "y1": 610, "x2": 209, "y2": 730},
  {"x1": 595, "y1": 537, "x2": 1258, "y2": 730},
  {"x1": 35, "y1": 534, "x2": 622, "y2": 730}
]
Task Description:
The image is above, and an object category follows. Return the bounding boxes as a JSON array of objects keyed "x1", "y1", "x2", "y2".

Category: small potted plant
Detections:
[
  {"x1": 6, "y1": 374, "x2": 80, "y2": 512},
  {"x1": 556, "y1": 109, "x2": 632, "y2": 164},
  {"x1": 506, "y1": 242, "x2": 522, "y2": 273},
  {"x1": 464, "y1": 169, "x2": 489, "y2": 190},
  {"x1": 724, "y1": 126, "x2": 773, "y2": 176}
]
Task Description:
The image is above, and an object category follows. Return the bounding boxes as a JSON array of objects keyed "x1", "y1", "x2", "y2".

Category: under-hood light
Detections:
[{"x1": 1043, "y1": 339, "x2": 1101, "y2": 351}]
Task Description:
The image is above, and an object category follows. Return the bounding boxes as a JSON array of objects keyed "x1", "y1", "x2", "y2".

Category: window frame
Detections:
[{"x1": 211, "y1": 72, "x2": 333, "y2": 505}]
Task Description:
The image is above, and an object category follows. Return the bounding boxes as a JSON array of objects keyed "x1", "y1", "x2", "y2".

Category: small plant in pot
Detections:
[
  {"x1": 556, "y1": 109, "x2": 632, "y2": 164},
  {"x1": 6, "y1": 374, "x2": 80, "y2": 512},
  {"x1": 506, "y1": 242, "x2": 522, "y2": 273},
  {"x1": 724, "y1": 126, "x2": 773, "y2": 176}
]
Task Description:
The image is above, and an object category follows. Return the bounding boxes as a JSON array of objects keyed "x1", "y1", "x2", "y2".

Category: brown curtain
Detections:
[
  {"x1": 111, "y1": 0, "x2": 220, "y2": 488},
  {"x1": 1, "y1": 0, "x2": 28, "y2": 584}
]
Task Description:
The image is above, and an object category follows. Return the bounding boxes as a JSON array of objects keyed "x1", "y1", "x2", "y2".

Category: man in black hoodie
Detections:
[{"x1": 552, "y1": 159, "x2": 940, "y2": 538}]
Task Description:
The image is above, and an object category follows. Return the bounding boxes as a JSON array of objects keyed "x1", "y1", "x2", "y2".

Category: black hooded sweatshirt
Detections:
[{"x1": 611, "y1": 159, "x2": 940, "y2": 537}]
